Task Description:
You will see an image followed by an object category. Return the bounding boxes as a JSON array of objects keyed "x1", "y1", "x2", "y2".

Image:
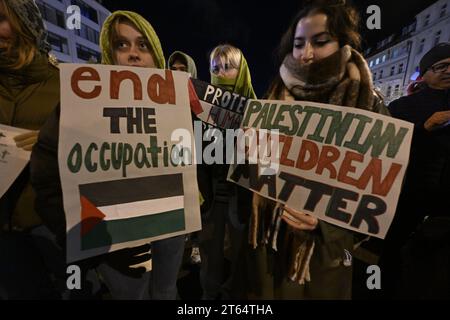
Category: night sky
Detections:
[{"x1": 102, "y1": 0, "x2": 438, "y2": 96}]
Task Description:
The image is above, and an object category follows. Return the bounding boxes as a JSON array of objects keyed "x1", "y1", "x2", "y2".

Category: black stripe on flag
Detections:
[{"x1": 79, "y1": 174, "x2": 183, "y2": 207}]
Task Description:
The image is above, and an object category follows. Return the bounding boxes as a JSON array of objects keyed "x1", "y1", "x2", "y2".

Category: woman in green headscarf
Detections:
[
  {"x1": 210, "y1": 44, "x2": 256, "y2": 99},
  {"x1": 199, "y1": 44, "x2": 256, "y2": 299},
  {"x1": 31, "y1": 10, "x2": 185, "y2": 300},
  {"x1": 99, "y1": 10, "x2": 165, "y2": 69},
  {"x1": 98, "y1": 10, "x2": 186, "y2": 300}
]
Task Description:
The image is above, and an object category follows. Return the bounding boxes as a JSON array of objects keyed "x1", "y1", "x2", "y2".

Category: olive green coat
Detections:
[{"x1": 0, "y1": 55, "x2": 59, "y2": 229}]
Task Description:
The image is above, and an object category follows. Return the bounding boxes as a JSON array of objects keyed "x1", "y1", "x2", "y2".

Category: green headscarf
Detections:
[
  {"x1": 99, "y1": 10, "x2": 165, "y2": 69},
  {"x1": 168, "y1": 51, "x2": 198, "y2": 79},
  {"x1": 211, "y1": 51, "x2": 256, "y2": 99}
]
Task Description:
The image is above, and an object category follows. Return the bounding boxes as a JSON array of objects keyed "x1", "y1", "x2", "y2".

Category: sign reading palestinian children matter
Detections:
[
  {"x1": 0, "y1": 124, "x2": 31, "y2": 198},
  {"x1": 228, "y1": 100, "x2": 414, "y2": 239},
  {"x1": 59, "y1": 64, "x2": 201, "y2": 262},
  {"x1": 190, "y1": 78, "x2": 248, "y2": 130}
]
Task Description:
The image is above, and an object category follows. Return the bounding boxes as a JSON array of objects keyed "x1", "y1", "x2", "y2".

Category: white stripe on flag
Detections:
[{"x1": 98, "y1": 195, "x2": 184, "y2": 221}]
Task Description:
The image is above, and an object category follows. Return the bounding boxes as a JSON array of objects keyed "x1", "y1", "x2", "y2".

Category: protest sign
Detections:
[
  {"x1": 228, "y1": 100, "x2": 413, "y2": 238},
  {"x1": 59, "y1": 64, "x2": 201, "y2": 262},
  {"x1": 190, "y1": 79, "x2": 248, "y2": 130},
  {"x1": 0, "y1": 124, "x2": 31, "y2": 198}
]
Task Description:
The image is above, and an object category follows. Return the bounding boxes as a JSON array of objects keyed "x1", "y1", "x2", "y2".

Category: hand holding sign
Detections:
[
  {"x1": 14, "y1": 131, "x2": 39, "y2": 151},
  {"x1": 228, "y1": 100, "x2": 414, "y2": 238},
  {"x1": 0, "y1": 124, "x2": 32, "y2": 199},
  {"x1": 59, "y1": 64, "x2": 201, "y2": 262},
  {"x1": 105, "y1": 243, "x2": 151, "y2": 278},
  {"x1": 282, "y1": 207, "x2": 318, "y2": 231}
]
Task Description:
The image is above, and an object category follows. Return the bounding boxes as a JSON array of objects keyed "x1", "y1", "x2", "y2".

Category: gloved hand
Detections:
[
  {"x1": 104, "y1": 243, "x2": 151, "y2": 278},
  {"x1": 14, "y1": 131, "x2": 39, "y2": 151}
]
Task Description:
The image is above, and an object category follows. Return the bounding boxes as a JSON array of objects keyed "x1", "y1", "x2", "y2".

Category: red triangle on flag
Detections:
[
  {"x1": 80, "y1": 195, "x2": 106, "y2": 237},
  {"x1": 189, "y1": 79, "x2": 204, "y2": 115}
]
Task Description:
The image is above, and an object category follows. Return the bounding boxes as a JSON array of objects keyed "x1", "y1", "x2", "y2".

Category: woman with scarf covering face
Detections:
[
  {"x1": 199, "y1": 44, "x2": 256, "y2": 299},
  {"x1": 247, "y1": 0, "x2": 388, "y2": 299},
  {"x1": 0, "y1": 0, "x2": 59, "y2": 232},
  {"x1": 30, "y1": 11, "x2": 185, "y2": 300}
]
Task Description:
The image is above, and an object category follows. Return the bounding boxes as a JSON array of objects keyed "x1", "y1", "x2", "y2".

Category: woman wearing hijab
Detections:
[{"x1": 199, "y1": 44, "x2": 256, "y2": 299}]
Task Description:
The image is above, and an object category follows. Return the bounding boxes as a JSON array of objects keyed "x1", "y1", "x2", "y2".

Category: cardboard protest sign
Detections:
[
  {"x1": 228, "y1": 100, "x2": 414, "y2": 239},
  {"x1": 190, "y1": 79, "x2": 248, "y2": 130},
  {"x1": 59, "y1": 64, "x2": 201, "y2": 262},
  {"x1": 0, "y1": 125, "x2": 31, "y2": 198}
]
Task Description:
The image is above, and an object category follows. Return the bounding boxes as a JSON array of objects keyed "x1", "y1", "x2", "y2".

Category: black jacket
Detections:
[
  {"x1": 30, "y1": 105, "x2": 66, "y2": 244},
  {"x1": 386, "y1": 87, "x2": 450, "y2": 298},
  {"x1": 388, "y1": 86, "x2": 450, "y2": 218}
]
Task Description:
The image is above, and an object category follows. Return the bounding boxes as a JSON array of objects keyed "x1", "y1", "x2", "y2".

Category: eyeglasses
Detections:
[
  {"x1": 430, "y1": 62, "x2": 450, "y2": 73},
  {"x1": 210, "y1": 63, "x2": 237, "y2": 74}
]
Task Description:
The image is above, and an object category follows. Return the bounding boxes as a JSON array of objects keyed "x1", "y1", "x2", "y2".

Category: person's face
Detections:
[
  {"x1": 170, "y1": 59, "x2": 187, "y2": 72},
  {"x1": 0, "y1": 2, "x2": 13, "y2": 49},
  {"x1": 423, "y1": 57, "x2": 450, "y2": 90},
  {"x1": 210, "y1": 57, "x2": 239, "y2": 80},
  {"x1": 293, "y1": 13, "x2": 339, "y2": 65},
  {"x1": 112, "y1": 22, "x2": 155, "y2": 68}
]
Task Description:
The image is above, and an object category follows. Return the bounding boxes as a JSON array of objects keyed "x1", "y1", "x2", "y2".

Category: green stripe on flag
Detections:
[{"x1": 81, "y1": 209, "x2": 185, "y2": 250}]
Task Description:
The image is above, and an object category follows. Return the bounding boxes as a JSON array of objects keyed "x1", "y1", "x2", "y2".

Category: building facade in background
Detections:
[
  {"x1": 365, "y1": 0, "x2": 450, "y2": 104},
  {"x1": 37, "y1": 0, "x2": 110, "y2": 63}
]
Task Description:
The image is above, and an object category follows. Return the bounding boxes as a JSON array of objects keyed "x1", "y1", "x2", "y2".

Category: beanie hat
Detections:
[{"x1": 420, "y1": 42, "x2": 450, "y2": 76}]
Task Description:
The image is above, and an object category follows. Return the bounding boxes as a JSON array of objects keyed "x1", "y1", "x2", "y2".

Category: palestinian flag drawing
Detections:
[{"x1": 79, "y1": 174, "x2": 185, "y2": 250}]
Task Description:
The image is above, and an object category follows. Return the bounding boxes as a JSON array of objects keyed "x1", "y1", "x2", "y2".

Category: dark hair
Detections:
[{"x1": 275, "y1": 0, "x2": 361, "y2": 66}]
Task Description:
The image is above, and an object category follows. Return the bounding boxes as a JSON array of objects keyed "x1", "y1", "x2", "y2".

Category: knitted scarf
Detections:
[
  {"x1": 279, "y1": 45, "x2": 375, "y2": 111},
  {"x1": 251, "y1": 45, "x2": 376, "y2": 285}
]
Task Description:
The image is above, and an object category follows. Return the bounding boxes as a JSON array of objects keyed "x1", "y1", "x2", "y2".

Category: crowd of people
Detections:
[{"x1": 1, "y1": 0, "x2": 449, "y2": 300}]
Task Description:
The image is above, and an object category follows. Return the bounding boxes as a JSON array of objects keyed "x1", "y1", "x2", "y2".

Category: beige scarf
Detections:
[
  {"x1": 251, "y1": 45, "x2": 376, "y2": 285},
  {"x1": 279, "y1": 45, "x2": 375, "y2": 111}
]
